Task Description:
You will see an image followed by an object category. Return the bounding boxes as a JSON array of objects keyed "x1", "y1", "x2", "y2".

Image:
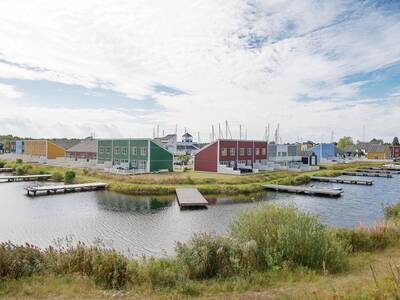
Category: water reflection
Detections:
[{"x1": 96, "y1": 192, "x2": 173, "y2": 213}]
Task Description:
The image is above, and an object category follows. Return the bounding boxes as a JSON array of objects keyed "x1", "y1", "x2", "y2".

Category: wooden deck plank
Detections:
[
  {"x1": 0, "y1": 174, "x2": 51, "y2": 182},
  {"x1": 176, "y1": 188, "x2": 208, "y2": 207}
]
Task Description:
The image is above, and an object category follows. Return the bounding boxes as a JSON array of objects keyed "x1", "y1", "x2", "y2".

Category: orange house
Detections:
[{"x1": 24, "y1": 139, "x2": 81, "y2": 159}]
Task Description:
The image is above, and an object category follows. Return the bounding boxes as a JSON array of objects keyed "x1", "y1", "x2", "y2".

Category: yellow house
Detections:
[
  {"x1": 367, "y1": 152, "x2": 385, "y2": 160},
  {"x1": 356, "y1": 143, "x2": 390, "y2": 160},
  {"x1": 24, "y1": 139, "x2": 81, "y2": 159}
]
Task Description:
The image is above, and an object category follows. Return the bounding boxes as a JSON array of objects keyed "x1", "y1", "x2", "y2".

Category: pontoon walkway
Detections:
[
  {"x1": 264, "y1": 184, "x2": 343, "y2": 197},
  {"x1": 25, "y1": 182, "x2": 107, "y2": 196},
  {"x1": 341, "y1": 171, "x2": 392, "y2": 178},
  {"x1": 311, "y1": 176, "x2": 374, "y2": 185},
  {"x1": 0, "y1": 174, "x2": 51, "y2": 182},
  {"x1": 176, "y1": 188, "x2": 208, "y2": 207}
]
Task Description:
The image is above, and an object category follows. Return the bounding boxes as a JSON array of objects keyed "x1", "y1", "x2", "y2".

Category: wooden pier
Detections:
[
  {"x1": 0, "y1": 174, "x2": 51, "y2": 182},
  {"x1": 355, "y1": 169, "x2": 397, "y2": 174},
  {"x1": 176, "y1": 188, "x2": 208, "y2": 208},
  {"x1": 341, "y1": 171, "x2": 392, "y2": 178},
  {"x1": 0, "y1": 168, "x2": 13, "y2": 172},
  {"x1": 311, "y1": 176, "x2": 374, "y2": 185},
  {"x1": 264, "y1": 184, "x2": 343, "y2": 197},
  {"x1": 25, "y1": 182, "x2": 107, "y2": 196}
]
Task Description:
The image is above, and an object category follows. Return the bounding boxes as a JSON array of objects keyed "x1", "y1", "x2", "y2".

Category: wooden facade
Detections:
[
  {"x1": 194, "y1": 139, "x2": 268, "y2": 172},
  {"x1": 24, "y1": 140, "x2": 68, "y2": 159}
]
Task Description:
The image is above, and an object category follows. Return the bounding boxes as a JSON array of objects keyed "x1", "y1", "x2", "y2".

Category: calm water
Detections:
[{"x1": 0, "y1": 174, "x2": 399, "y2": 257}]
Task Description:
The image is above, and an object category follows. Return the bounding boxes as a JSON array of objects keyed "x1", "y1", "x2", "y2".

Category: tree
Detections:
[
  {"x1": 393, "y1": 137, "x2": 399, "y2": 145},
  {"x1": 64, "y1": 170, "x2": 76, "y2": 184},
  {"x1": 337, "y1": 136, "x2": 353, "y2": 151},
  {"x1": 370, "y1": 138, "x2": 383, "y2": 144}
]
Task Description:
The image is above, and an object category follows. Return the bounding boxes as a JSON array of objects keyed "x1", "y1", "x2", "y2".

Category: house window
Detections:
[
  {"x1": 99, "y1": 147, "x2": 104, "y2": 153},
  {"x1": 230, "y1": 148, "x2": 236, "y2": 156},
  {"x1": 282, "y1": 152, "x2": 287, "y2": 157},
  {"x1": 247, "y1": 160, "x2": 252, "y2": 166},
  {"x1": 140, "y1": 147, "x2": 147, "y2": 156},
  {"x1": 240, "y1": 148, "x2": 245, "y2": 156},
  {"x1": 255, "y1": 148, "x2": 260, "y2": 155},
  {"x1": 221, "y1": 148, "x2": 227, "y2": 156},
  {"x1": 261, "y1": 148, "x2": 266, "y2": 155},
  {"x1": 132, "y1": 147, "x2": 137, "y2": 155},
  {"x1": 106, "y1": 147, "x2": 111, "y2": 153},
  {"x1": 138, "y1": 160, "x2": 147, "y2": 170},
  {"x1": 114, "y1": 159, "x2": 120, "y2": 164},
  {"x1": 114, "y1": 147, "x2": 120, "y2": 154},
  {"x1": 131, "y1": 160, "x2": 137, "y2": 168},
  {"x1": 122, "y1": 147, "x2": 128, "y2": 154},
  {"x1": 247, "y1": 148, "x2": 252, "y2": 155},
  {"x1": 220, "y1": 161, "x2": 229, "y2": 166}
]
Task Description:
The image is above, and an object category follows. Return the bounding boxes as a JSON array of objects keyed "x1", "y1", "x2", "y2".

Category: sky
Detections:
[{"x1": 0, "y1": 0, "x2": 399, "y2": 143}]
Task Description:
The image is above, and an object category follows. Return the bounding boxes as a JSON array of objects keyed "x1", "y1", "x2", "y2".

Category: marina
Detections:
[
  {"x1": 25, "y1": 182, "x2": 107, "y2": 196},
  {"x1": 310, "y1": 176, "x2": 374, "y2": 185},
  {"x1": 264, "y1": 184, "x2": 343, "y2": 197},
  {"x1": 176, "y1": 188, "x2": 208, "y2": 207},
  {"x1": 0, "y1": 174, "x2": 51, "y2": 182}
]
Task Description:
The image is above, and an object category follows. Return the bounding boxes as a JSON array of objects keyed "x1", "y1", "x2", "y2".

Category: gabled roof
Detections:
[
  {"x1": 182, "y1": 132, "x2": 193, "y2": 138},
  {"x1": 355, "y1": 143, "x2": 389, "y2": 153},
  {"x1": 66, "y1": 139, "x2": 98, "y2": 153},
  {"x1": 50, "y1": 139, "x2": 81, "y2": 150}
]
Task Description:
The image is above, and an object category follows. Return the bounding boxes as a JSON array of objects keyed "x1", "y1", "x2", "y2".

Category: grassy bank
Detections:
[
  {"x1": 0, "y1": 159, "x2": 386, "y2": 196},
  {"x1": 1, "y1": 202, "x2": 400, "y2": 299}
]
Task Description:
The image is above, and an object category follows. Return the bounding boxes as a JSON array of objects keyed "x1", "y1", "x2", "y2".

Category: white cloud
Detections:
[{"x1": 0, "y1": 0, "x2": 399, "y2": 141}]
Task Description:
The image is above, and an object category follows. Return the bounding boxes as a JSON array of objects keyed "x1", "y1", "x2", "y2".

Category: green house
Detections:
[{"x1": 97, "y1": 139, "x2": 173, "y2": 172}]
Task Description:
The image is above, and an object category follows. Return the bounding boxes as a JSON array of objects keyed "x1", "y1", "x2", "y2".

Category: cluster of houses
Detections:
[{"x1": 1, "y1": 133, "x2": 399, "y2": 175}]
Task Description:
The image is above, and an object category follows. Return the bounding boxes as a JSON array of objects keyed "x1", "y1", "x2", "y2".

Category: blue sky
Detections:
[{"x1": 0, "y1": 0, "x2": 399, "y2": 142}]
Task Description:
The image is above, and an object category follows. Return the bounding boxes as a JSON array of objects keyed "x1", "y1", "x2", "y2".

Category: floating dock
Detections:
[
  {"x1": 25, "y1": 182, "x2": 107, "y2": 196},
  {"x1": 176, "y1": 188, "x2": 208, "y2": 207},
  {"x1": 311, "y1": 176, "x2": 374, "y2": 185},
  {"x1": 0, "y1": 168, "x2": 13, "y2": 172},
  {"x1": 0, "y1": 174, "x2": 51, "y2": 182},
  {"x1": 264, "y1": 184, "x2": 343, "y2": 197},
  {"x1": 355, "y1": 169, "x2": 397, "y2": 174},
  {"x1": 341, "y1": 171, "x2": 392, "y2": 178}
]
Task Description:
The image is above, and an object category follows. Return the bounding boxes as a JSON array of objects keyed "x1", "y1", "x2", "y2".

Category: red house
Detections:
[
  {"x1": 65, "y1": 139, "x2": 97, "y2": 161},
  {"x1": 390, "y1": 146, "x2": 400, "y2": 159},
  {"x1": 194, "y1": 139, "x2": 268, "y2": 173}
]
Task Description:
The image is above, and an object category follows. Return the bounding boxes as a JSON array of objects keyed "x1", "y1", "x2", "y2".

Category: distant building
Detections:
[
  {"x1": 194, "y1": 139, "x2": 267, "y2": 173},
  {"x1": 153, "y1": 134, "x2": 178, "y2": 154},
  {"x1": 299, "y1": 150, "x2": 318, "y2": 166},
  {"x1": 311, "y1": 143, "x2": 337, "y2": 163},
  {"x1": 356, "y1": 143, "x2": 390, "y2": 160},
  {"x1": 268, "y1": 144, "x2": 299, "y2": 164},
  {"x1": 66, "y1": 138, "x2": 98, "y2": 161},
  {"x1": 24, "y1": 139, "x2": 80, "y2": 159},
  {"x1": 97, "y1": 139, "x2": 173, "y2": 172},
  {"x1": 390, "y1": 146, "x2": 400, "y2": 159},
  {"x1": 153, "y1": 132, "x2": 200, "y2": 157},
  {"x1": 0, "y1": 142, "x2": 4, "y2": 154},
  {"x1": 296, "y1": 141, "x2": 314, "y2": 155}
]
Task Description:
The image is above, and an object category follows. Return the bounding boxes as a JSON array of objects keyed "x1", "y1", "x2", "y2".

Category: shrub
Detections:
[
  {"x1": 136, "y1": 258, "x2": 180, "y2": 287},
  {"x1": 230, "y1": 204, "x2": 347, "y2": 273},
  {"x1": 176, "y1": 233, "x2": 255, "y2": 279},
  {"x1": 14, "y1": 165, "x2": 32, "y2": 176},
  {"x1": 0, "y1": 160, "x2": 5, "y2": 168},
  {"x1": 51, "y1": 172, "x2": 64, "y2": 182},
  {"x1": 333, "y1": 222, "x2": 400, "y2": 253},
  {"x1": 16, "y1": 158, "x2": 23, "y2": 164},
  {"x1": 64, "y1": 170, "x2": 76, "y2": 184},
  {"x1": 0, "y1": 242, "x2": 44, "y2": 279}
]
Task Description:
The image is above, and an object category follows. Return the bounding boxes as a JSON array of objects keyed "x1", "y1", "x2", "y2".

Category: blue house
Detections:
[
  {"x1": 15, "y1": 140, "x2": 24, "y2": 154},
  {"x1": 311, "y1": 143, "x2": 337, "y2": 163}
]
